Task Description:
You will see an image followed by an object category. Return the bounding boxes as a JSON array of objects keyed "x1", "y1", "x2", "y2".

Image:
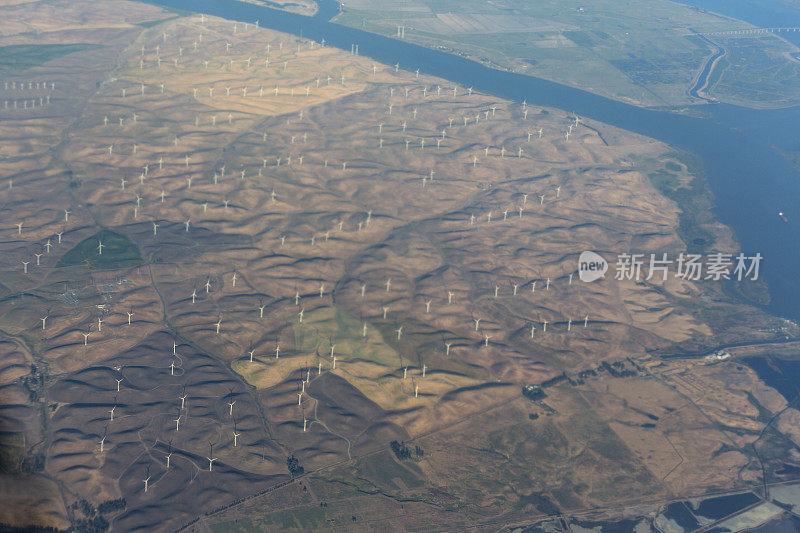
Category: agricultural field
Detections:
[
  {"x1": 334, "y1": 0, "x2": 800, "y2": 108},
  {"x1": 702, "y1": 33, "x2": 800, "y2": 108}
]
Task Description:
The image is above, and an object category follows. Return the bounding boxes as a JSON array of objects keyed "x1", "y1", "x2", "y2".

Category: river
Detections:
[
  {"x1": 144, "y1": 0, "x2": 800, "y2": 322},
  {"x1": 674, "y1": 0, "x2": 800, "y2": 47}
]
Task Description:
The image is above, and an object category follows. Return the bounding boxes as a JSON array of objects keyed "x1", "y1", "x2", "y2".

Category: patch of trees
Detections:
[
  {"x1": 97, "y1": 499, "x2": 126, "y2": 515},
  {"x1": 286, "y1": 454, "x2": 304, "y2": 476},
  {"x1": 72, "y1": 516, "x2": 108, "y2": 533},
  {"x1": 390, "y1": 440, "x2": 411, "y2": 460},
  {"x1": 69, "y1": 499, "x2": 108, "y2": 533},
  {"x1": 569, "y1": 360, "x2": 638, "y2": 385},
  {"x1": 522, "y1": 385, "x2": 545, "y2": 401},
  {"x1": 21, "y1": 453, "x2": 45, "y2": 473},
  {"x1": 600, "y1": 361, "x2": 636, "y2": 378},
  {"x1": 70, "y1": 499, "x2": 93, "y2": 518},
  {"x1": 569, "y1": 368, "x2": 597, "y2": 386},
  {"x1": 390, "y1": 441, "x2": 424, "y2": 461},
  {"x1": 67, "y1": 497, "x2": 125, "y2": 532},
  {"x1": 21, "y1": 363, "x2": 44, "y2": 402}
]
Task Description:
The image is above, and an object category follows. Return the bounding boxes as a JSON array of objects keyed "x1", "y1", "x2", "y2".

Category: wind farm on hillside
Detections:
[{"x1": 1, "y1": 0, "x2": 799, "y2": 531}]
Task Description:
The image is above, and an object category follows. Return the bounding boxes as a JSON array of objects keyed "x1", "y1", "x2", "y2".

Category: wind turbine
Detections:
[{"x1": 207, "y1": 444, "x2": 217, "y2": 471}]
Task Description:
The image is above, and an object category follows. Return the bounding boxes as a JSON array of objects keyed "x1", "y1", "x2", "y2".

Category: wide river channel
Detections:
[{"x1": 145, "y1": 0, "x2": 800, "y2": 322}]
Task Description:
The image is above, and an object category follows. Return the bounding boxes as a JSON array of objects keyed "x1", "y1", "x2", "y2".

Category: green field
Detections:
[
  {"x1": 135, "y1": 15, "x2": 180, "y2": 28},
  {"x1": 705, "y1": 34, "x2": 800, "y2": 108},
  {"x1": 334, "y1": 0, "x2": 800, "y2": 108},
  {"x1": 353, "y1": 450, "x2": 426, "y2": 492},
  {"x1": 294, "y1": 306, "x2": 400, "y2": 369},
  {"x1": 648, "y1": 166, "x2": 716, "y2": 253},
  {"x1": 0, "y1": 44, "x2": 98, "y2": 76},
  {"x1": 56, "y1": 230, "x2": 142, "y2": 270}
]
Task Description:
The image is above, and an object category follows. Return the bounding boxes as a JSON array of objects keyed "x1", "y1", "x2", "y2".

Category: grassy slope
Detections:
[
  {"x1": 56, "y1": 230, "x2": 142, "y2": 270},
  {"x1": 0, "y1": 44, "x2": 99, "y2": 76}
]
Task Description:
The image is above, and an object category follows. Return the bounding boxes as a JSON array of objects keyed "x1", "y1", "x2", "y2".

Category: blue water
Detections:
[
  {"x1": 689, "y1": 492, "x2": 760, "y2": 520},
  {"x1": 688, "y1": 34, "x2": 723, "y2": 99},
  {"x1": 662, "y1": 501, "x2": 701, "y2": 530},
  {"x1": 145, "y1": 0, "x2": 800, "y2": 321},
  {"x1": 675, "y1": 0, "x2": 800, "y2": 47},
  {"x1": 744, "y1": 355, "x2": 800, "y2": 402}
]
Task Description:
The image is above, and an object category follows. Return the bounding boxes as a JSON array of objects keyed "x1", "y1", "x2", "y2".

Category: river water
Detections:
[
  {"x1": 145, "y1": 0, "x2": 800, "y2": 321},
  {"x1": 675, "y1": 0, "x2": 800, "y2": 47}
]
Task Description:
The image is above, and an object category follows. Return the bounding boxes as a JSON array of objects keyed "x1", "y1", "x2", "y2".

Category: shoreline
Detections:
[
  {"x1": 136, "y1": 0, "x2": 800, "y2": 323},
  {"x1": 326, "y1": 1, "x2": 800, "y2": 112}
]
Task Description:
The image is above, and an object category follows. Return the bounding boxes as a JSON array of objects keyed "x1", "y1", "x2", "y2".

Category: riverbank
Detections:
[
  {"x1": 235, "y1": 0, "x2": 317, "y2": 17},
  {"x1": 139, "y1": 0, "x2": 800, "y2": 322}
]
